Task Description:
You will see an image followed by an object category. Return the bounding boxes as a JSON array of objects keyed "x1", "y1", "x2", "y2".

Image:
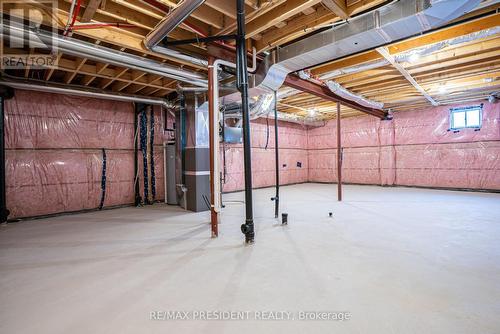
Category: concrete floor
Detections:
[{"x1": 1, "y1": 184, "x2": 499, "y2": 334}]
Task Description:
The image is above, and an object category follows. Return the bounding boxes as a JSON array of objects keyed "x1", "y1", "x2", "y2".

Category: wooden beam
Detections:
[
  {"x1": 44, "y1": 53, "x2": 63, "y2": 81},
  {"x1": 81, "y1": 0, "x2": 103, "y2": 22},
  {"x1": 100, "y1": 67, "x2": 128, "y2": 89},
  {"x1": 322, "y1": 0, "x2": 348, "y2": 19},
  {"x1": 246, "y1": 0, "x2": 322, "y2": 38},
  {"x1": 216, "y1": 0, "x2": 287, "y2": 36},
  {"x1": 52, "y1": 6, "x2": 205, "y2": 70},
  {"x1": 205, "y1": 0, "x2": 238, "y2": 19},
  {"x1": 284, "y1": 74, "x2": 387, "y2": 118},
  {"x1": 255, "y1": 6, "x2": 337, "y2": 51},
  {"x1": 65, "y1": 57, "x2": 87, "y2": 84},
  {"x1": 192, "y1": 5, "x2": 227, "y2": 29},
  {"x1": 376, "y1": 47, "x2": 438, "y2": 106}
]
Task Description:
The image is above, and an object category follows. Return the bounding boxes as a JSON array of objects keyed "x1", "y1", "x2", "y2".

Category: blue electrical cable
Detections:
[
  {"x1": 98, "y1": 148, "x2": 106, "y2": 210},
  {"x1": 140, "y1": 108, "x2": 149, "y2": 203},
  {"x1": 150, "y1": 107, "x2": 156, "y2": 201}
]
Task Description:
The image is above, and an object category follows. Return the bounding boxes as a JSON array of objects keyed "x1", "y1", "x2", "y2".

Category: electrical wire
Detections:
[
  {"x1": 98, "y1": 148, "x2": 107, "y2": 210},
  {"x1": 264, "y1": 113, "x2": 270, "y2": 150}
]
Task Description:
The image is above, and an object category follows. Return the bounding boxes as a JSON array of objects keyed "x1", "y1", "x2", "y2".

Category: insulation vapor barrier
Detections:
[
  {"x1": 308, "y1": 101, "x2": 500, "y2": 190},
  {"x1": 5, "y1": 90, "x2": 167, "y2": 219},
  {"x1": 221, "y1": 118, "x2": 308, "y2": 192},
  {"x1": 220, "y1": 100, "x2": 499, "y2": 193}
]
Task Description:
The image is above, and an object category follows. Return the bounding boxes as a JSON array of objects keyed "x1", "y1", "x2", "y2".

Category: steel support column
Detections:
[{"x1": 236, "y1": 0, "x2": 254, "y2": 243}]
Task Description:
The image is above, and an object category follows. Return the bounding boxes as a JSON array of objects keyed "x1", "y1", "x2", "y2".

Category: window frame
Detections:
[{"x1": 449, "y1": 104, "x2": 483, "y2": 130}]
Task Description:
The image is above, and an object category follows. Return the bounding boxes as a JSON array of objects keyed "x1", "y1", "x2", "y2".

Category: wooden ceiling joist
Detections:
[
  {"x1": 321, "y1": 0, "x2": 349, "y2": 19},
  {"x1": 1, "y1": 0, "x2": 497, "y2": 114},
  {"x1": 246, "y1": 0, "x2": 322, "y2": 38},
  {"x1": 80, "y1": 0, "x2": 103, "y2": 22}
]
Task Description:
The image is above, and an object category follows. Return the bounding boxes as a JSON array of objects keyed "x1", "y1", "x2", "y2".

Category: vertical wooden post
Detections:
[
  {"x1": 208, "y1": 56, "x2": 218, "y2": 237},
  {"x1": 337, "y1": 102, "x2": 342, "y2": 202}
]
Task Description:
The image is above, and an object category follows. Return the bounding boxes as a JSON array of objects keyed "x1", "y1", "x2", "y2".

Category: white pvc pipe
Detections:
[{"x1": 210, "y1": 48, "x2": 257, "y2": 213}]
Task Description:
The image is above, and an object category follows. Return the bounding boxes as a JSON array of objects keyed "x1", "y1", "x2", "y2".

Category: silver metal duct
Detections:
[
  {"x1": 152, "y1": 45, "x2": 208, "y2": 67},
  {"x1": 144, "y1": 0, "x2": 205, "y2": 48},
  {"x1": 143, "y1": 0, "x2": 208, "y2": 67},
  {"x1": 255, "y1": 0, "x2": 481, "y2": 93},
  {"x1": 319, "y1": 26, "x2": 500, "y2": 80},
  {"x1": 4, "y1": 20, "x2": 208, "y2": 87},
  {"x1": 0, "y1": 76, "x2": 173, "y2": 108},
  {"x1": 224, "y1": 109, "x2": 325, "y2": 127},
  {"x1": 218, "y1": 0, "x2": 482, "y2": 110},
  {"x1": 326, "y1": 81, "x2": 384, "y2": 109}
]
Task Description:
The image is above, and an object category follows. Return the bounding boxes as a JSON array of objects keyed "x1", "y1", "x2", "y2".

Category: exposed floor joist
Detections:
[{"x1": 376, "y1": 47, "x2": 439, "y2": 106}]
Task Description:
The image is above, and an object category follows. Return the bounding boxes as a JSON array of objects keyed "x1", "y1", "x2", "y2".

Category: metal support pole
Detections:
[
  {"x1": 273, "y1": 91, "x2": 280, "y2": 218},
  {"x1": 0, "y1": 96, "x2": 8, "y2": 223},
  {"x1": 236, "y1": 0, "x2": 254, "y2": 243},
  {"x1": 337, "y1": 102, "x2": 342, "y2": 201},
  {"x1": 208, "y1": 56, "x2": 218, "y2": 237}
]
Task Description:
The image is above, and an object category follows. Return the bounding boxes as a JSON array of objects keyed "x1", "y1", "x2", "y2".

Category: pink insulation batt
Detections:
[
  {"x1": 5, "y1": 90, "x2": 167, "y2": 218},
  {"x1": 221, "y1": 118, "x2": 308, "y2": 192},
  {"x1": 307, "y1": 101, "x2": 500, "y2": 190},
  {"x1": 4, "y1": 89, "x2": 499, "y2": 219}
]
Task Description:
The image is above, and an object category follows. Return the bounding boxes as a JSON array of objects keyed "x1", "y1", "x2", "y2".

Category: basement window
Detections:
[{"x1": 450, "y1": 105, "x2": 482, "y2": 130}]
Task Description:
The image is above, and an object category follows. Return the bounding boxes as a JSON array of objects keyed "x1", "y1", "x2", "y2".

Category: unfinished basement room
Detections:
[{"x1": 0, "y1": 0, "x2": 499, "y2": 333}]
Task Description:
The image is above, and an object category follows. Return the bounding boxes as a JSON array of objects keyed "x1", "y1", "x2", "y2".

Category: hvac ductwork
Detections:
[
  {"x1": 255, "y1": 0, "x2": 481, "y2": 93},
  {"x1": 0, "y1": 76, "x2": 174, "y2": 108},
  {"x1": 326, "y1": 81, "x2": 384, "y2": 109},
  {"x1": 143, "y1": 0, "x2": 208, "y2": 67},
  {"x1": 217, "y1": 0, "x2": 481, "y2": 119},
  {"x1": 217, "y1": 0, "x2": 482, "y2": 123},
  {"x1": 223, "y1": 94, "x2": 324, "y2": 126},
  {"x1": 320, "y1": 26, "x2": 500, "y2": 80},
  {"x1": 3, "y1": 20, "x2": 208, "y2": 87}
]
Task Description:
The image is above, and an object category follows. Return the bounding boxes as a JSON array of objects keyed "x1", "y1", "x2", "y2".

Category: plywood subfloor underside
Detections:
[{"x1": 1, "y1": 184, "x2": 499, "y2": 333}]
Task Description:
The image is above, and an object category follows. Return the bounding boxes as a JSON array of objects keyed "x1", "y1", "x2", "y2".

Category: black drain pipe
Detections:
[
  {"x1": 273, "y1": 91, "x2": 280, "y2": 218},
  {"x1": 0, "y1": 87, "x2": 13, "y2": 223},
  {"x1": 236, "y1": 0, "x2": 254, "y2": 243}
]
